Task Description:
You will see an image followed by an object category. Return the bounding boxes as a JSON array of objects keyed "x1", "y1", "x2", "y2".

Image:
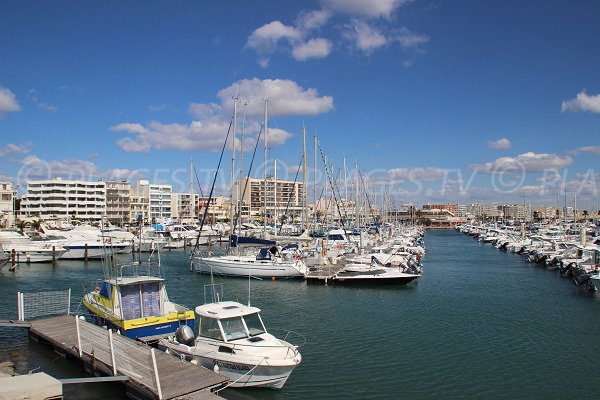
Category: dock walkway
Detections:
[{"x1": 28, "y1": 315, "x2": 228, "y2": 400}]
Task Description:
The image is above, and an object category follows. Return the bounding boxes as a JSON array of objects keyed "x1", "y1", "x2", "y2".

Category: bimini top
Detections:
[
  {"x1": 107, "y1": 276, "x2": 164, "y2": 287},
  {"x1": 195, "y1": 301, "x2": 261, "y2": 319}
]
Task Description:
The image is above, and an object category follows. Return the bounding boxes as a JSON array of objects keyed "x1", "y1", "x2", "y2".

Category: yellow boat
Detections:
[{"x1": 83, "y1": 262, "x2": 194, "y2": 340}]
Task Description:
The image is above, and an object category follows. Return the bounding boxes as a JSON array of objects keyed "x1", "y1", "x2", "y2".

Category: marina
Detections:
[{"x1": 2, "y1": 229, "x2": 600, "y2": 399}]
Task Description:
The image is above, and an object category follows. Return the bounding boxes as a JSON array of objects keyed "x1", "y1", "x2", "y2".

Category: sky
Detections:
[{"x1": 1, "y1": 0, "x2": 599, "y2": 209}]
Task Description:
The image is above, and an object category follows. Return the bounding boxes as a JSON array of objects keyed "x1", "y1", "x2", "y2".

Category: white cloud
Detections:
[
  {"x1": 343, "y1": 20, "x2": 387, "y2": 54},
  {"x1": 394, "y1": 27, "x2": 429, "y2": 49},
  {"x1": 320, "y1": 0, "x2": 408, "y2": 18},
  {"x1": 566, "y1": 145, "x2": 600, "y2": 155},
  {"x1": 292, "y1": 38, "x2": 333, "y2": 60},
  {"x1": 111, "y1": 122, "x2": 149, "y2": 135},
  {"x1": 188, "y1": 103, "x2": 221, "y2": 118},
  {"x1": 246, "y1": 1, "x2": 424, "y2": 65},
  {"x1": 296, "y1": 9, "x2": 332, "y2": 30},
  {"x1": 0, "y1": 86, "x2": 21, "y2": 117},
  {"x1": 487, "y1": 138, "x2": 512, "y2": 150},
  {"x1": 112, "y1": 78, "x2": 331, "y2": 153},
  {"x1": 0, "y1": 143, "x2": 31, "y2": 157},
  {"x1": 471, "y1": 152, "x2": 573, "y2": 173},
  {"x1": 561, "y1": 92, "x2": 600, "y2": 113},
  {"x1": 116, "y1": 137, "x2": 152, "y2": 152},
  {"x1": 246, "y1": 21, "x2": 301, "y2": 66},
  {"x1": 217, "y1": 78, "x2": 334, "y2": 118},
  {"x1": 387, "y1": 167, "x2": 447, "y2": 182},
  {"x1": 27, "y1": 89, "x2": 58, "y2": 112}
]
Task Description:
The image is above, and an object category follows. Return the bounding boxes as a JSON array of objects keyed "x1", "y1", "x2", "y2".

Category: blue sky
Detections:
[{"x1": 1, "y1": 0, "x2": 599, "y2": 208}]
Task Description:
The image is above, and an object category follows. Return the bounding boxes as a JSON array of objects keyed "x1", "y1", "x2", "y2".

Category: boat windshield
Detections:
[
  {"x1": 244, "y1": 313, "x2": 266, "y2": 336},
  {"x1": 199, "y1": 317, "x2": 223, "y2": 340},
  {"x1": 221, "y1": 317, "x2": 248, "y2": 341}
]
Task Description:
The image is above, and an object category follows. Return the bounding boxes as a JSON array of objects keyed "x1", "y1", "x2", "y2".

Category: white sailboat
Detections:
[{"x1": 191, "y1": 98, "x2": 307, "y2": 279}]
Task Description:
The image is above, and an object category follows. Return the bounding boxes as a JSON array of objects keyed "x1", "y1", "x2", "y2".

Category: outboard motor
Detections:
[{"x1": 175, "y1": 325, "x2": 195, "y2": 346}]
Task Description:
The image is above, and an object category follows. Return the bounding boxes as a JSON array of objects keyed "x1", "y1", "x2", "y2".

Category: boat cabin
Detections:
[
  {"x1": 194, "y1": 301, "x2": 267, "y2": 343},
  {"x1": 98, "y1": 276, "x2": 167, "y2": 320}
]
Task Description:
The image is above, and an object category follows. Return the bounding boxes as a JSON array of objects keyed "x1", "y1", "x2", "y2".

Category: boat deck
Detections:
[
  {"x1": 304, "y1": 264, "x2": 344, "y2": 283},
  {"x1": 28, "y1": 315, "x2": 228, "y2": 400}
]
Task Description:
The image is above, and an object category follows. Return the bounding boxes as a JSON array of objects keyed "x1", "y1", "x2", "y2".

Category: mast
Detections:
[
  {"x1": 302, "y1": 124, "x2": 308, "y2": 231},
  {"x1": 190, "y1": 158, "x2": 194, "y2": 225},
  {"x1": 230, "y1": 97, "x2": 237, "y2": 241},
  {"x1": 274, "y1": 158, "x2": 278, "y2": 232},
  {"x1": 313, "y1": 132, "x2": 317, "y2": 229},
  {"x1": 324, "y1": 155, "x2": 328, "y2": 225},
  {"x1": 263, "y1": 98, "x2": 268, "y2": 237},
  {"x1": 344, "y1": 156, "x2": 349, "y2": 226},
  {"x1": 238, "y1": 100, "x2": 247, "y2": 236}
]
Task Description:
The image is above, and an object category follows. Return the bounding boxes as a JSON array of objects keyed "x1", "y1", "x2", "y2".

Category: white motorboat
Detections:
[
  {"x1": 192, "y1": 246, "x2": 307, "y2": 278},
  {"x1": 333, "y1": 263, "x2": 420, "y2": 285},
  {"x1": 159, "y1": 300, "x2": 303, "y2": 388},
  {"x1": 6, "y1": 243, "x2": 67, "y2": 263}
]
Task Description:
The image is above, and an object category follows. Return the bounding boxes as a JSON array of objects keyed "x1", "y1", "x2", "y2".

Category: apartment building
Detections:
[
  {"x1": 171, "y1": 192, "x2": 200, "y2": 224},
  {"x1": 234, "y1": 177, "x2": 305, "y2": 222},
  {"x1": 0, "y1": 182, "x2": 16, "y2": 228},
  {"x1": 105, "y1": 180, "x2": 131, "y2": 225},
  {"x1": 20, "y1": 178, "x2": 106, "y2": 221}
]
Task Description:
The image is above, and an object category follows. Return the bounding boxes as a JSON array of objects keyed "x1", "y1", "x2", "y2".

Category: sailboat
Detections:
[
  {"x1": 82, "y1": 246, "x2": 194, "y2": 340},
  {"x1": 191, "y1": 98, "x2": 307, "y2": 279}
]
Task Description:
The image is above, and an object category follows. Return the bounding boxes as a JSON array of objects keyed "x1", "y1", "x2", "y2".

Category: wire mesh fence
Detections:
[{"x1": 17, "y1": 289, "x2": 71, "y2": 320}]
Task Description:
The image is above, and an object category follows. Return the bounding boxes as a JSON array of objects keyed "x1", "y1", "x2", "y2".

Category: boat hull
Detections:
[
  {"x1": 193, "y1": 256, "x2": 304, "y2": 278},
  {"x1": 332, "y1": 274, "x2": 420, "y2": 285},
  {"x1": 161, "y1": 345, "x2": 298, "y2": 389},
  {"x1": 82, "y1": 295, "x2": 195, "y2": 340}
]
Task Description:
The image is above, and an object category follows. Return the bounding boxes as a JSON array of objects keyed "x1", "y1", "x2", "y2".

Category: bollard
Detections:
[{"x1": 10, "y1": 249, "x2": 16, "y2": 271}]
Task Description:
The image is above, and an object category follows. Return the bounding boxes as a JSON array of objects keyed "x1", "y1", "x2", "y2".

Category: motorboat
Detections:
[
  {"x1": 333, "y1": 263, "x2": 420, "y2": 285},
  {"x1": 159, "y1": 300, "x2": 303, "y2": 389},
  {"x1": 82, "y1": 260, "x2": 194, "y2": 340}
]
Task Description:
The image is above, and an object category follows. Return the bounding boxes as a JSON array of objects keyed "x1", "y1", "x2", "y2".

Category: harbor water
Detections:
[{"x1": 1, "y1": 230, "x2": 600, "y2": 399}]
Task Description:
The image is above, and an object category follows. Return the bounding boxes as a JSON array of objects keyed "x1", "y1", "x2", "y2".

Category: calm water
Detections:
[{"x1": 2, "y1": 230, "x2": 600, "y2": 399}]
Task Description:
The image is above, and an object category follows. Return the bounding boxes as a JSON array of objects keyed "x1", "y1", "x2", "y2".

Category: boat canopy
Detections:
[{"x1": 195, "y1": 301, "x2": 261, "y2": 319}]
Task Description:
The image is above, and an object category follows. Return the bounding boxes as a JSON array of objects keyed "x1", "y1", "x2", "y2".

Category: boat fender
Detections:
[{"x1": 213, "y1": 363, "x2": 220, "y2": 373}]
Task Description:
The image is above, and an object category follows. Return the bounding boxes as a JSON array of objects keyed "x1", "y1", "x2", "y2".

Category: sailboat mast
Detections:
[
  {"x1": 190, "y1": 158, "x2": 194, "y2": 224},
  {"x1": 263, "y1": 99, "x2": 268, "y2": 237},
  {"x1": 302, "y1": 125, "x2": 308, "y2": 231},
  {"x1": 313, "y1": 132, "x2": 317, "y2": 229},
  {"x1": 230, "y1": 97, "x2": 237, "y2": 237},
  {"x1": 239, "y1": 100, "x2": 247, "y2": 236},
  {"x1": 274, "y1": 159, "x2": 278, "y2": 232}
]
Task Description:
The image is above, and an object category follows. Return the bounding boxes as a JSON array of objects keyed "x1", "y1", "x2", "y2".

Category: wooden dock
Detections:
[{"x1": 27, "y1": 315, "x2": 228, "y2": 400}]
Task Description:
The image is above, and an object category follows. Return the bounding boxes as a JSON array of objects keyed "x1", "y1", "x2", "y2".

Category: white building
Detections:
[
  {"x1": 234, "y1": 177, "x2": 305, "y2": 223},
  {"x1": 0, "y1": 182, "x2": 16, "y2": 228},
  {"x1": 171, "y1": 192, "x2": 199, "y2": 224},
  {"x1": 149, "y1": 182, "x2": 172, "y2": 224},
  {"x1": 130, "y1": 181, "x2": 150, "y2": 225},
  {"x1": 20, "y1": 178, "x2": 106, "y2": 221},
  {"x1": 105, "y1": 180, "x2": 131, "y2": 225}
]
